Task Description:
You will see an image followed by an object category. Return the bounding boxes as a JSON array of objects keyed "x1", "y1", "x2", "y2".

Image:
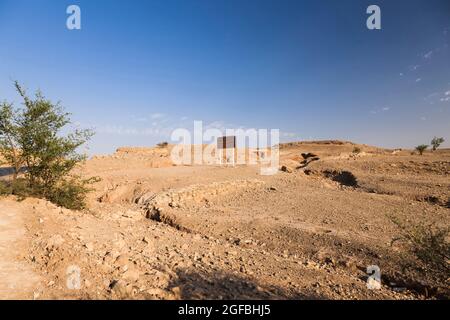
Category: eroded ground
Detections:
[{"x1": 0, "y1": 141, "x2": 449, "y2": 299}]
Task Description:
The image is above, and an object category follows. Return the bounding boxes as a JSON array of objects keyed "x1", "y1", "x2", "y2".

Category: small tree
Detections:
[
  {"x1": 0, "y1": 81, "x2": 97, "y2": 209},
  {"x1": 431, "y1": 137, "x2": 444, "y2": 151},
  {"x1": 352, "y1": 146, "x2": 361, "y2": 154},
  {"x1": 415, "y1": 144, "x2": 428, "y2": 155}
]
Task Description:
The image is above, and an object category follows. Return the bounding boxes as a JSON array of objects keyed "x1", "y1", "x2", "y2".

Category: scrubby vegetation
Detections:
[
  {"x1": 0, "y1": 81, "x2": 98, "y2": 209},
  {"x1": 415, "y1": 144, "x2": 428, "y2": 155},
  {"x1": 0, "y1": 178, "x2": 34, "y2": 200},
  {"x1": 157, "y1": 141, "x2": 169, "y2": 148},
  {"x1": 431, "y1": 137, "x2": 444, "y2": 151},
  {"x1": 390, "y1": 215, "x2": 449, "y2": 285},
  {"x1": 352, "y1": 146, "x2": 361, "y2": 154}
]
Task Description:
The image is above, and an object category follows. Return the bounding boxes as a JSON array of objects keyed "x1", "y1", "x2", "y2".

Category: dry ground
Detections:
[{"x1": 0, "y1": 141, "x2": 449, "y2": 299}]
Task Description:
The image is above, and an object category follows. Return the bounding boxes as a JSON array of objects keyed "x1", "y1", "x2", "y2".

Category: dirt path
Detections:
[{"x1": 0, "y1": 200, "x2": 40, "y2": 299}]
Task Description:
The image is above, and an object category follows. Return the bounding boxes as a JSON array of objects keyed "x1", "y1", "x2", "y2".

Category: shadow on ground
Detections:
[{"x1": 168, "y1": 268, "x2": 327, "y2": 300}]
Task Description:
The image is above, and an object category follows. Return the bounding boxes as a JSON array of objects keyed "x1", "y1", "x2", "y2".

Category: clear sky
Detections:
[{"x1": 1, "y1": 0, "x2": 449, "y2": 154}]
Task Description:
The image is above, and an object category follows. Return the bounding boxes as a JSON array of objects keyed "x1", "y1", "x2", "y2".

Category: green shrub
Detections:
[
  {"x1": 390, "y1": 216, "x2": 449, "y2": 279},
  {"x1": 0, "y1": 81, "x2": 98, "y2": 209},
  {"x1": 46, "y1": 176, "x2": 99, "y2": 210},
  {"x1": 0, "y1": 176, "x2": 99, "y2": 208},
  {"x1": 415, "y1": 144, "x2": 428, "y2": 155},
  {"x1": 431, "y1": 137, "x2": 444, "y2": 151},
  {"x1": 0, "y1": 180, "x2": 11, "y2": 195},
  {"x1": 352, "y1": 146, "x2": 361, "y2": 154},
  {"x1": 157, "y1": 141, "x2": 168, "y2": 148},
  {"x1": 0, "y1": 178, "x2": 35, "y2": 200}
]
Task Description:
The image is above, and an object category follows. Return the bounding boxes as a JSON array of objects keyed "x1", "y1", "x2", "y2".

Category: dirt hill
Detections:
[{"x1": 0, "y1": 141, "x2": 448, "y2": 299}]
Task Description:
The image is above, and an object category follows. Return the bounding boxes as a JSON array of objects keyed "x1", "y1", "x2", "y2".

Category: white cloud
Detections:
[
  {"x1": 150, "y1": 113, "x2": 165, "y2": 119},
  {"x1": 97, "y1": 125, "x2": 140, "y2": 136},
  {"x1": 96, "y1": 123, "x2": 174, "y2": 137},
  {"x1": 204, "y1": 121, "x2": 228, "y2": 131},
  {"x1": 281, "y1": 132, "x2": 298, "y2": 138},
  {"x1": 370, "y1": 106, "x2": 390, "y2": 114},
  {"x1": 415, "y1": 78, "x2": 422, "y2": 82},
  {"x1": 425, "y1": 92, "x2": 439, "y2": 99},
  {"x1": 423, "y1": 50, "x2": 433, "y2": 59},
  {"x1": 424, "y1": 90, "x2": 450, "y2": 104},
  {"x1": 130, "y1": 115, "x2": 148, "y2": 122}
]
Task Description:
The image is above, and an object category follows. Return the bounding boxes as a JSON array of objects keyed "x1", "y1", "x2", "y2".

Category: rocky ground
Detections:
[{"x1": 0, "y1": 141, "x2": 449, "y2": 300}]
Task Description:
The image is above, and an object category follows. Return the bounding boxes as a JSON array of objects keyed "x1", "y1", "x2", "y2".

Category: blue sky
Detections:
[{"x1": 1, "y1": 0, "x2": 449, "y2": 154}]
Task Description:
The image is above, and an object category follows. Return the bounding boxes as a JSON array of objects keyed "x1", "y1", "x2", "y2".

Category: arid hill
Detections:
[{"x1": 0, "y1": 141, "x2": 448, "y2": 299}]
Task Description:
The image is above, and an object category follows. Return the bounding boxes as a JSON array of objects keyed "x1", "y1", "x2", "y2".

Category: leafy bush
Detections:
[
  {"x1": 431, "y1": 137, "x2": 444, "y2": 151},
  {"x1": 390, "y1": 216, "x2": 449, "y2": 279},
  {"x1": 352, "y1": 146, "x2": 361, "y2": 154},
  {"x1": 0, "y1": 180, "x2": 11, "y2": 195},
  {"x1": 415, "y1": 144, "x2": 428, "y2": 155},
  {"x1": 0, "y1": 176, "x2": 99, "y2": 209},
  {"x1": 157, "y1": 141, "x2": 168, "y2": 148},
  {"x1": 0, "y1": 178, "x2": 35, "y2": 200},
  {"x1": 0, "y1": 82, "x2": 98, "y2": 209},
  {"x1": 46, "y1": 176, "x2": 100, "y2": 210}
]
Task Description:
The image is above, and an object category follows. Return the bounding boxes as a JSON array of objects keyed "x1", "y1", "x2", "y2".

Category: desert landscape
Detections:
[
  {"x1": 1, "y1": 1, "x2": 449, "y2": 305},
  {"x1": 1, "y1": 141, "x2": 448, "y2": 300}
]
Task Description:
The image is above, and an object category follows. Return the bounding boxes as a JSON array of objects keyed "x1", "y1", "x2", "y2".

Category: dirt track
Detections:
[{"x1": 0, "y1": 200, "x2": 40, "y2": 299}]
